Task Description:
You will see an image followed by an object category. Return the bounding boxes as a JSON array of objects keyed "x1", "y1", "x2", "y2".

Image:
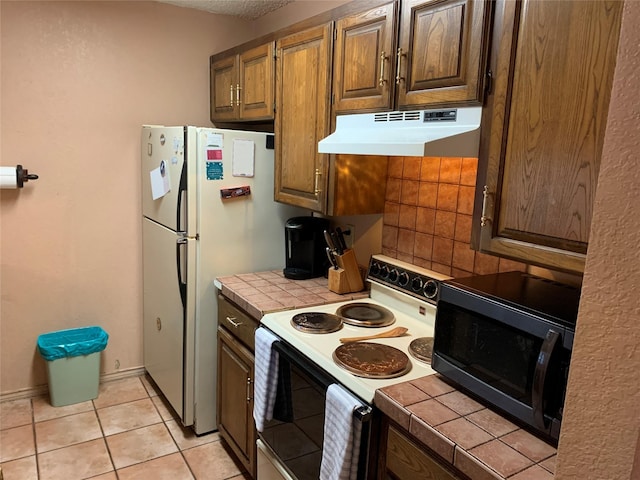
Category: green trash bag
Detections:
[{"x1": 37, "y1": 326, "x2": 109, "y2": 361}]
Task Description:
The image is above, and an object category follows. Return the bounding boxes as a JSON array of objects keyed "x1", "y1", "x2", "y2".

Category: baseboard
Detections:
[{"x1": 0, "y1": 366, "x2": 146, "y2": 403}]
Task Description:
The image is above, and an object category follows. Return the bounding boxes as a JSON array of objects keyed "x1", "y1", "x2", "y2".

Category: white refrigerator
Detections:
[{"x1": 141, "y1": 125, "x2": 302, "y2": 434}]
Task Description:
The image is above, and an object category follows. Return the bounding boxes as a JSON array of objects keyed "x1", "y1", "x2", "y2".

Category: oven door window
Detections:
[
  {"x1": 434, "y1": 302, "x2": 568, "y2": 409},
  {"x1": 260, "y1": 351, "x2": 326, "y2": 480}
]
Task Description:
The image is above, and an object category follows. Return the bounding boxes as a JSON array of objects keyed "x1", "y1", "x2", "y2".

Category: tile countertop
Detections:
[
  {"x1": 216, "y1": 271, "x2": 557, "y2": 480},
  {"x1": 375, "y1": 376, "x2": 558, "y2": 480},
  {"x1": 215, "y1": 270, "x2": 368, "y2": 320}
]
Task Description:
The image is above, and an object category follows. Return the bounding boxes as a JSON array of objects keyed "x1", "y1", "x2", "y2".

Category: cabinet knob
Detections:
[
  {"x1": 236, "y1": 84, "x2": 241, "y2": 105},
  {"x1": 229, "y1": 84, "x2": 235, "y2": 107}
]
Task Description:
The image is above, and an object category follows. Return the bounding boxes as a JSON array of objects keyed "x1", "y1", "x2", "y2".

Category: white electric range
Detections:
[{"x1": 259, "y1": 254, "x2": 452, "y2": 403}]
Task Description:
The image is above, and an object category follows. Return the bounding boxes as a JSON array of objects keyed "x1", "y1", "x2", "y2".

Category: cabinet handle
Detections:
[
  {"x1": 226, "y1": 316, "x2": 243, "y2": 328},
  {"x1": 229, "y1": 84, "x2": 234, "y2": 107},
  {"x1": 481, "y1": 185, "x2": 493, "y2": 227},
  {"x1": 314, "y1": 168, "x2": 322, "y2": 195},
  {"x1": 236, "y1": 84, "x2": 241, "y2": 105},
  {"x1": 246, "y1": 377, "x2": 253, "y2": 402},
  {"x1": 395, "y1": 48, "x2": 405, "y2": 85},
  {"x1": 379, "y1": 51, "x2": 387, "y2": 86}
]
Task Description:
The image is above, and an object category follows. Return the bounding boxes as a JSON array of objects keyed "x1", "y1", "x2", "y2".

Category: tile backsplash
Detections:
[{"x1": 382, "y1": 156, "x2": 526, "y2": 277}]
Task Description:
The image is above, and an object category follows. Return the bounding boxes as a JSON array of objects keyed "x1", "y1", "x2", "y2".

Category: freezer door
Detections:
[
  {"x1": 141, "y1": 126, "x2": 197, "y2": 235},
  {"x1": 142, "y1": 218, "x2": 195, "y2": 425}
]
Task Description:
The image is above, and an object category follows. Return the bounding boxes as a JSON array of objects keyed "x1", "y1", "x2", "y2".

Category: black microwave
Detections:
[{"x1": 432, "y1": 271, "x2": 580, "y2": 444}]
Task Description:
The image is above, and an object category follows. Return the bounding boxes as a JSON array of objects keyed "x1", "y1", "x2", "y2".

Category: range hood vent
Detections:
[{"x1": 318, "y1": 107, "x2": 482, "y2": 157}]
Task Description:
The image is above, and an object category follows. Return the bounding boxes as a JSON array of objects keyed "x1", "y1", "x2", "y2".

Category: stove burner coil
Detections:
[
  {"x1": 333, "y1": 342, "x2": 411, "y2": 378},
  {"x1": 335, "y1": 303, "x2": 396, "y2": 328},
  {"x1": 291, "y1": 312, "x2": 343, "y2": 334},
  {"x1": 408, "y1": 337, "x2": 434, "y2": 364}
]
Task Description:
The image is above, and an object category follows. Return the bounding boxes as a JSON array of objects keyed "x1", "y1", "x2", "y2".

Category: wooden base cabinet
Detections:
[
  {"x1": 217, "y1": 296, "x2": 259, "y2": 478},
  {"x1": 380, "y1": 421, "x2": 463, "y2": 480},
  {"x1": 473, "y1": 0, "x2": 623, "y2": 273}
]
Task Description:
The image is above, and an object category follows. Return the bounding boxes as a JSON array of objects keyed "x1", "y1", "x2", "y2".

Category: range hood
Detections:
[{"x1": 318, "y1": 107, "x2": 482, "y2": 157}]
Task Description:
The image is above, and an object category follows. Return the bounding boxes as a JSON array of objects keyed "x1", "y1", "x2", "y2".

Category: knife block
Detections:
[{"x1": 328, "y1": 249, "x2": 364, "y2": 294}]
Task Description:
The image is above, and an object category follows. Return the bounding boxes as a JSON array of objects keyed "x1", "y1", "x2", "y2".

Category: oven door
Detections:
[
  {"x1": 259, "y1": 339, "x2": 375, "y2": 480},
  {"x1": 432, "y1": 288, "x2": 572, "y2": 442}
]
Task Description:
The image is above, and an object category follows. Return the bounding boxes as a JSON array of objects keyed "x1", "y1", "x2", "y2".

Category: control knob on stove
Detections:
[
  {"x1": 369, "y1": 262, "x2": 381, "y2": 276},
  {"x1": 423, "y1": 279, "x2": 439, "y2": 299},
  {"x1": 380, "y1": 264, "x2": 390, "y2": 279},
  {"x1": 388, "y1": 269, "x2": 399, "y2": 283},
  {"x1": 411, "y1": 277, "x2": 423, "y2": 292},
  {"x1": 398, "y1": 271, "x2": 410, "y2": 287}
]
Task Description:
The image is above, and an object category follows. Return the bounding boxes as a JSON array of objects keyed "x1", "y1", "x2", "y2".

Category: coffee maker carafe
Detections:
[{"x1": 283, "y1": 216, "x2": 330, "y2": 280}]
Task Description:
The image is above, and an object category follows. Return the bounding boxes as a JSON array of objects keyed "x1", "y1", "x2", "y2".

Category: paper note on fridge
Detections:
[
  {"x1": 150, "y1": 164, "x2": 170, "y2": 200},
  {"x1": 232, "y1": 139, "x2": 255, "y2": 177}
]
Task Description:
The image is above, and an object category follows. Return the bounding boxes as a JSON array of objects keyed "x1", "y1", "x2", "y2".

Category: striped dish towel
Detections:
[
  {"x1": 320, "y1": 384, "x2": 364, "y2": 480},
  {"x1": 253, "y1": 327, "x2": 280, "y2": 432}
]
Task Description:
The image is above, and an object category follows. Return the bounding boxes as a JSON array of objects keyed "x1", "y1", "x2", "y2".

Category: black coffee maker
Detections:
[{"x1": 283, "y1": 216, "x2": 330, "y2": 280}]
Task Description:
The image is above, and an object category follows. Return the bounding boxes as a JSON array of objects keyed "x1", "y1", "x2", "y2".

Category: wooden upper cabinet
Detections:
[
  {"x1": 333, "y1": 3, "x2": 397, "y2": 113},
  {"x1": 210, "y1": 42, "x2": 274, "y2": 122},
  {"x1": 331, "y1": 0, "x2": 490, "y2": 113},
  {"x1": 397, "y1": 0, "x2": 490, "y2": 108},
  {"x1": 274, "y1": 24, "x2": 333, "y2": 212},
  {"x1": 473, "y1": 0, "x2": 622, "y2": 273}
]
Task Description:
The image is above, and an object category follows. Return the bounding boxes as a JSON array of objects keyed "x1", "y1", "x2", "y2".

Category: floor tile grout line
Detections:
[
  {"x1": 29, "y1": 397, "x2": 42, "y2": 480},
  {"x1": 92, "y1": 395, "x2": 119, "y2": 479}
]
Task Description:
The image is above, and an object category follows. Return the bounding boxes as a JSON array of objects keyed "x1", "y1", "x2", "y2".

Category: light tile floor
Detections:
[{"x1": 0, "y1": 375, "x2": 250, "y2": 480}]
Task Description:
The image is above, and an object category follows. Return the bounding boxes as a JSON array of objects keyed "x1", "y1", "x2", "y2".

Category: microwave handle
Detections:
[{"x1": 532, "y1": 329, "x2": 560, "y2": 430}]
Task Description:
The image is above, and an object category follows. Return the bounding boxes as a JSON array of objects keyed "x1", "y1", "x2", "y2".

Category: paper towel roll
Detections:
[
  {"x1": 0, "y1": 166, "x2": 18, "y2": 189},
  {"x1": 0, "y1": 165, "x2": 38, "y2": 189}
]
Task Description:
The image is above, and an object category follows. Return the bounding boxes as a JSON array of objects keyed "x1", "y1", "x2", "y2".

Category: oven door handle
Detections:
[{"x1": 532, "y1": 329, "x2": 560, "y2": 431}]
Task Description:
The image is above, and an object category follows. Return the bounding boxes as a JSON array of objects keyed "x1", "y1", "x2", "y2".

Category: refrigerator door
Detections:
[
  {"x1": 191, "y1": 128, "x2": 303, "y2": 433},
  {"x1": 141, "y1": 126, "x2": 197, "y2": 236},
  {"x1": 142, "y1": 217, "x2": 196, "y2": 425}
]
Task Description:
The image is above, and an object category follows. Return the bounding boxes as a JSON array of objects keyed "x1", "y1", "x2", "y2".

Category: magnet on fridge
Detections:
[{"x1": 160, "y1": 160, "x2": 166, "y2": 176}]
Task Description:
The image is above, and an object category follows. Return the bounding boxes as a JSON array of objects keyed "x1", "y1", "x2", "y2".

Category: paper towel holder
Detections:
[{"x1": 0, "y1": 164, "x2": 39, "y2": 189}]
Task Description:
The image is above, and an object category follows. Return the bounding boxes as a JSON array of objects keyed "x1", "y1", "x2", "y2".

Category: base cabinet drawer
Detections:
[{"x1": 385, "y1": 425, "x2": 462, "y2": 480}]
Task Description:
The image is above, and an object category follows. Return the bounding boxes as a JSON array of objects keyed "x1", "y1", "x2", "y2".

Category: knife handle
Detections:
[
  {"x1": 335, "y1": 227, "x2": 348, "y2": 251},
  {"x1": 323, "y1": 229, "x2": 335, "y2": 250},
  {"x1": 330, "y1": 231, "x2": 343, "y2": 255}
]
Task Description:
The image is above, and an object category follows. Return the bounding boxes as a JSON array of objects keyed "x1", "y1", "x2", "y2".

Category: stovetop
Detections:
[{"x1": 259, "y1": 255, "x2": 451, "y2": 403}]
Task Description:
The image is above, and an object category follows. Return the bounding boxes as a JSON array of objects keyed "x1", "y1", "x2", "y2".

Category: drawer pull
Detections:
[{"x1": 226, "y1": 316, "x2": 243, "y2": 328}]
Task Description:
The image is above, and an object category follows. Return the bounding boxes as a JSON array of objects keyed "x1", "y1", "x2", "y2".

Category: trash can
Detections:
[{"x1": 37, "y1": 326, "x2": 109, "y2": 407}]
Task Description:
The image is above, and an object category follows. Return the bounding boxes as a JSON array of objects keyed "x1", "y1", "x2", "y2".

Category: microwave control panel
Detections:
[{"x1": 366, "y1": 255, "x2": 451, "y2": 304}]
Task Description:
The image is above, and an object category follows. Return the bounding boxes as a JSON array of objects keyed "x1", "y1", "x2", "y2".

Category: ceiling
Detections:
[{"x1": 156, "y1": 0, "x2": 295, "y2": 20}]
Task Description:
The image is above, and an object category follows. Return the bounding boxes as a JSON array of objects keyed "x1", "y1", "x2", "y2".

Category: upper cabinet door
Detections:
[
  {"x1": 210, "y1": 43, "x2": 275, "y2": 122},
  {"x1": 333, "y1": 2, "x2": 397, "y2": 113},
  {"x1": 238, "y1": 42, "x2": 275, "y2": 121},
  {"x1": 397, "y1": 0, "x2": 490, "y2": 108},
  {"x1": 274, "y1": 24, "x2": 333, "y2": 212},
  {"x1": 210, "y1": 55, "x2": 238, "y2": 122},
  {"x1": 474, "y1": 0, "x2": 622, "y2": 273}
]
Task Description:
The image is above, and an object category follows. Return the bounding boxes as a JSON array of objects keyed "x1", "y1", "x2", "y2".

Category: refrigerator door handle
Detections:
[
  {"x1": 176, "y1": 159, "x2": 188, "y2": 232},
  {"x1": 176, "y1": 237, "x2": 188, "y2": 309}
]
